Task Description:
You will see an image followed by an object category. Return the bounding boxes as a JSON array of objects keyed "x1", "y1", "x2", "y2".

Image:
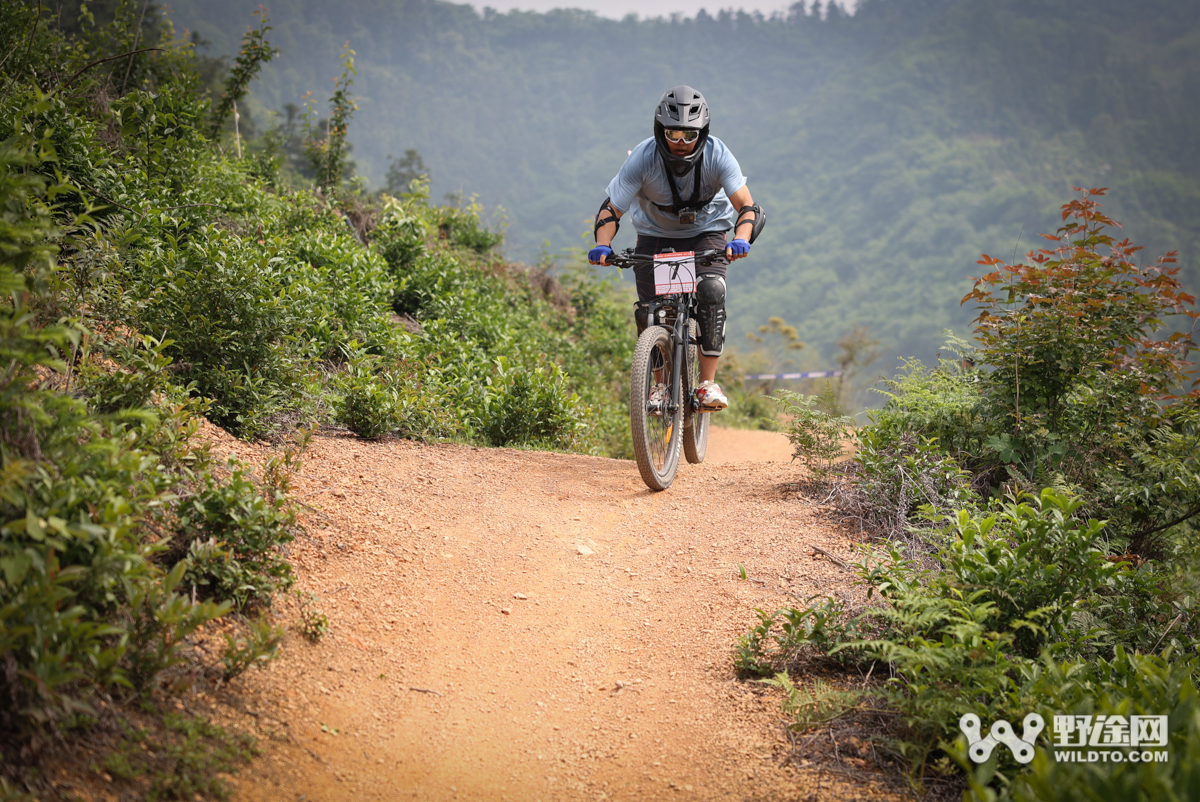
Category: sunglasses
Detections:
[{"x1": 663, "y1": 129, "x2": 700, "y2": 144}]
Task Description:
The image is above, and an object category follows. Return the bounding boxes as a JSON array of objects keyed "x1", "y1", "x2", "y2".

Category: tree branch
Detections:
[
  {"x1": 57, "y1": 48, "x2": 163, "y2": 93},
  {"x1": 1133, "y1": 503, "x2": 1200, "y2": 544},
  {"x1": 120, "y1": 0, "x2": 152, "y2": 93}
]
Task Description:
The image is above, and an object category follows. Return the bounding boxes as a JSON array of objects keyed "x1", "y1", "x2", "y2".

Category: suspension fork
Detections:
[{"x1": 669, "y1": 300, "x2": 690, "y2": 414}]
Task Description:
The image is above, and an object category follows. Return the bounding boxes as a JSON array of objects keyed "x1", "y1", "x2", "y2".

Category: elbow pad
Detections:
[
  {"x1": 594, "y1": 197, "x2": 621, "y2": 241},
  {"x1": 735, "y1": 204, "x2": 766, "y2": 244}
]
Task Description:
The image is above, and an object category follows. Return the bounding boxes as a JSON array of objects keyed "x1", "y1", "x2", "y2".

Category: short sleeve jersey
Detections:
[{"x1": 606, "y1": 136, "x2": 746, "y2": 238}]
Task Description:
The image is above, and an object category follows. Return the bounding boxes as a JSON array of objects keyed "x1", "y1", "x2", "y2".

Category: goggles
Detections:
[{"x1": 663, "y1": 129, "x2": 700, "y2": 144}]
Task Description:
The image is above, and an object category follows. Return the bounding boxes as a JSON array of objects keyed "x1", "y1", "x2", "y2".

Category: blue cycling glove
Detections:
[
  {"x1": 727, "y1": 238, "x2": 751, "y2": 257},
  {"x1": 589, "y1": 245, "x2": 613, "y2": 264}
]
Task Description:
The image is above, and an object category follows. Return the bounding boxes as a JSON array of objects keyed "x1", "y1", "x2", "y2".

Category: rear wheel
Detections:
[
  {"x1": 630, "y1": 326, "x2": 682, "y2": 491},
  {"x1": 683, "y1": 319, "x2": 709, "y2": 464}
]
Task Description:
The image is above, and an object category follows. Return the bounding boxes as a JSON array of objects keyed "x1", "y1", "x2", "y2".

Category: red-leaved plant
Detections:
[{"x1": 963, "y1": 188, "x2": 1199, "y2": 554}]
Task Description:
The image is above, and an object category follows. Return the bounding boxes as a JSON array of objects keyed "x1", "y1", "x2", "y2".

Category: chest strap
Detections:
[{"x1": 653, "y1": 152, "x2": 715, "y2": 214}]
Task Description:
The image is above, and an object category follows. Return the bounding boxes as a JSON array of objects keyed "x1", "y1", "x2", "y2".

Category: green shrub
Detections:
[
  {"x1": 221, "y1": 616, "x2": 284, "y2": 681},
  {"x1": 334, "y1": 351, "x2": 462, "y2": 441},
  {"x1": 734, "y1": 596, "x2": 853, "y2": 677},
  {"x1": 435, "y1": 200, "x2": 504, "y2": 253},
  {"x1": 174, "y1": 466, "x2": 295, "y2": 611},
  {"x1": 957, "y1": 651, "x2": 1200, "y2": 802},
  {"x1": 294, "y1": 591, "x2": 329, "y2": 643},
  {"x1": 744, "y1": 490, "x2": 1180, "y2": 775},
  {"x1": 964, "y1": 192, "x2": 1199, "y2": 550},
  {"x1": 127, "y1": 227, "x2": 305, "y2": 438},
  {"x1": 851, "y1": 427, "x2": 976, "y2": 538},
  {"x1": 481, "y1": 355, "x2": 586, "y2": 449},
  {"x1": 776, "y1": 385, "x2": 856, "y2": 476},
  {"x1": 872, "y1": 348, "x2": 985, "y2": 462},
  {"x1": 336, "y1": 371, "x2": 399, "y2": 439},
  {"x1": 123, "y1": 563, "x2": 229, "y2": 693},
  {"x1": 1, "y1": 133, "x2": 230, "y2": 737},
  {"x1": 374, "y1": 198, "x2": 428, "y2": 277}
]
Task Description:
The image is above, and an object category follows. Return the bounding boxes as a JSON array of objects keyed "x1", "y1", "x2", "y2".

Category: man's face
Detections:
[
  {"x1": 664, "y1": 129, "x2": 699, "y2": 157},
  {"x1": 669, "y1": 138, "x2": 697, "y2": 157}
]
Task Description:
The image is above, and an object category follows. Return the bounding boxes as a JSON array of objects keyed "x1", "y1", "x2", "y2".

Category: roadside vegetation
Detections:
[
  {"x1": 739, "y1": 192, "x2": 1200, "y2": 799},
  {"x1": 0, "y1": 1, "x2": 634, "y2": 795}
]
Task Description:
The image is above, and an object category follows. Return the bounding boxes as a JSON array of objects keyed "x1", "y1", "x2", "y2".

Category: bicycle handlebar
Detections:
[{"x1": 603, "y1": 248, "x2": 728, "y2": 270}]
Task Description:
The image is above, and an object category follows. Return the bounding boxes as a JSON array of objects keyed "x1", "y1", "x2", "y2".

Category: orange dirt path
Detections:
[
  {"x1": 703, "y1": 427, "x2": 794, "y2": 464},
  {"x1": 216, "y1": 426, "x2": 896, "y2": 802}
]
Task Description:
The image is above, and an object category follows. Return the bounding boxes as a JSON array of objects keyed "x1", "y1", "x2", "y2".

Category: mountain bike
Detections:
[{"x1": 607, "y1": 248, "x2": 728, "y2": 491}]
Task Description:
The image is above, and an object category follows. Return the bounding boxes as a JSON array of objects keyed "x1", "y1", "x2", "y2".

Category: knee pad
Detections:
[
  {"x1": 695, "y1": 275, "x2": 726, "y2": 357},
  {"x1": 634, "y1": 303, "x2": 651, "y2": 336}
]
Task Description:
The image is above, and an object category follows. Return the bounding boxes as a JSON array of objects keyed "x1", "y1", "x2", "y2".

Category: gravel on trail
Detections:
[{"x1": 206, "y1": 424, "x2": 904, "y2": 802}]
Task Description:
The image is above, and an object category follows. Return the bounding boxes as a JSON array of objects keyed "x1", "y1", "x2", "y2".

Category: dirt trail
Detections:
[{"x1": 213, "y1": 426, "x2": 894, "y2": 802}]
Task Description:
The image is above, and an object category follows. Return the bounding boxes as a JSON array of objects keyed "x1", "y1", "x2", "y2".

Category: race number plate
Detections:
[{"x1": 653, "y1": 251, "x2": 696, "y2": 295}]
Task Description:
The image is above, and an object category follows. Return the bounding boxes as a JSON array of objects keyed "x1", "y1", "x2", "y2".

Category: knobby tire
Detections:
[{"x1": 630, "y1": 326, "x2": 682, "y2": 491}]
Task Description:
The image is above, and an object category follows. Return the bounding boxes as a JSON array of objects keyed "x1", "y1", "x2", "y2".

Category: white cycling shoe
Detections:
[{"x1": 695, "y1": 380, "x2": 728, "y2": 411}]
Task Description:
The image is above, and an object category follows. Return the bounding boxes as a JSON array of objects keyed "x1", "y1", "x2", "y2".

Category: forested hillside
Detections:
[{"x1": 172, "y1": 0, "x2": 1200, "y2": 365}]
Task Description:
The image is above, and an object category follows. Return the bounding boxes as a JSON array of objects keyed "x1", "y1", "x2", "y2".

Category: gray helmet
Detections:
[{"x1": 653, "y1": 85, "x2": 710, "y2": 177}]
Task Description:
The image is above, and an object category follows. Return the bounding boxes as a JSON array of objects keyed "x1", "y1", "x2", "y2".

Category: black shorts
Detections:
[{"x1": 632, "y1": 231, "x2": 728, "y2": 303}]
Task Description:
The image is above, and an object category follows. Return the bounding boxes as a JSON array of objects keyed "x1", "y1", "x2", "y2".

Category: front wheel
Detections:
[
  {"x1": 630, "y1": 326, "x2": 682, "y2": 491},
  {"x1": 683, "y1": 319, "x2": 709, "y2": 464}
]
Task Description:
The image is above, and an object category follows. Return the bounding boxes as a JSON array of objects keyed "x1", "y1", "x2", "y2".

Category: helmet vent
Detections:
[{"x1": 689, "y1": 105, "x2": 700, "y2": 119}]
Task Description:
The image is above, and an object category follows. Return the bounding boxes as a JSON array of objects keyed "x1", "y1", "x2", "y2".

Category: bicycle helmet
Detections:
[{"x1": 654, "y1": 85, "x2": 710, "y2": 178}]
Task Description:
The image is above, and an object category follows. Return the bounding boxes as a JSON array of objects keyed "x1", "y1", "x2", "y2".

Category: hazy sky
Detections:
[{"x1": 466, "y1": 0, "x2": 858, "y2": 20}]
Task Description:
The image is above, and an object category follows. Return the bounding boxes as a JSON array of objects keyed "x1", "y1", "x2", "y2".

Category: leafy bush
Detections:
[
  {"x1": 872, "y1": 346, "x2": 986, "y2": 462},
  {"x1": 77, "y1": 334, "x2": 177, "y2": 414},
  {"x1": 435, "y1": 200, "x2": 504, "y2": 253},
  {"x1": 334, "y1": 351, "x2": 462, "y2": 441},
  {"x1": 375, "y1": 197, "x2": 428, "y2": 278},
  {"x1": 336, "y1": 371, "x2": 400, "y2": 440},
  {"x1": 294, "y1": 591, "x2": 329, "y2": 643},
  {"x1": 221, "y1": 616, "x2": 284, "y2": 681},
  {"x1": 0, "y1": 133, "x2": 233, "y2": 739},
  {"x1": 174, "y1": 466, "x2": 295, "y2": 611},
  {"x1": 776, "y1": 385, "x2": 855, "y2": 476},
  {"x1": 742, "y1": 490, "x2": 1181, "y2": 775},
  {"x1": 750, "y1": 193, "x2": 1199, "y2": 795},
  {"x1": 976, "y1": 651, "x2": 1200, "y2": 802},
  {"x1": 964, "y1": 191, "x2": 1199, "y2": 551},
  {"x1": 853, "y1": 427, "x2": 977, "y2": 540},
  {"x1": 734, "y1": 596, "x2": 853, "y2": 677},
  {"x1": 815, "y1": 195, "x2": 1199, "y2": 554},
  {"x1": 481, "y1": 355, "x2": 585, "y2": 449}
]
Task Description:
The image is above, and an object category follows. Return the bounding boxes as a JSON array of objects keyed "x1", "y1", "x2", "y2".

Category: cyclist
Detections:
[{"x1": 589, "y1": 85, "x2": 760, "y2": 413}]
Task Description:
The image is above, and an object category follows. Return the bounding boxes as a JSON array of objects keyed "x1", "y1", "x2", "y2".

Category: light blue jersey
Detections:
[{"x1": 606, "y1": 136, "x2": 746, "y2": 238}]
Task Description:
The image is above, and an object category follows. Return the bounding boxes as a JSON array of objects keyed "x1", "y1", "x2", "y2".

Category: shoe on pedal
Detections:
[
  {"x1": 647, "y1": 383, "x2": 668, "y2": 416},
  {"x1": 695, "y1": 380, "x2": 728, "y2": 411}
]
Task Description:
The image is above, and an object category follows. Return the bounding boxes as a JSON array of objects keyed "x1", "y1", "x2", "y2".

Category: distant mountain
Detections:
[{"x1": 171, "y1": 0, "x2": 1200, "y2": 367}]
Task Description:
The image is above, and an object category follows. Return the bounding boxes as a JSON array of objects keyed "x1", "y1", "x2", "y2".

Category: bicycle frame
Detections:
[{"x1": 640, "y1": 292, "x2": 696, "y2": 417}]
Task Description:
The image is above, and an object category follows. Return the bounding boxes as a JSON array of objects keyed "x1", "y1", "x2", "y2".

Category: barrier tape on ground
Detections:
[{"x1": 742, "y1": 371, "x2": 844, "y2": 380}]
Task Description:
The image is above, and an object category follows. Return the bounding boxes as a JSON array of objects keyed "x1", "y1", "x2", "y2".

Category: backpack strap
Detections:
[{"x1": 655, "y1": 151, "x2": 712, "y2": 214}]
